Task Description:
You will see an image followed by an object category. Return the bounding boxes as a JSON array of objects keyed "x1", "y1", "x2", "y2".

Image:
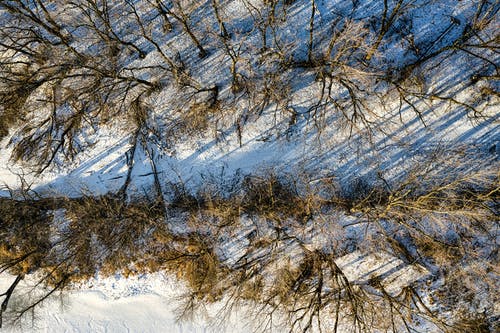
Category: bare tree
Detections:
[
  {"x1": 0, "y1": 1, "x2": 498, "y2": 331},
  {"x1": 151, "y1": 0, "x2": 208, "y2": 58}
]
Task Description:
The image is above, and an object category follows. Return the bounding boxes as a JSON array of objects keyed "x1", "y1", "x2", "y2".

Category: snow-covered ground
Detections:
[
  {"x1": 0, "y1": 0, "x2": 498, "y2": 332},
  {"x1": 1, "y1": 250, "x2": 430, "y2": 333},
  {"x1": 0, "y1": 0, "x2": 497, "y2": 198},
  {"x1": 0, "y1": 273, "x2": 254, "y2": 333}
]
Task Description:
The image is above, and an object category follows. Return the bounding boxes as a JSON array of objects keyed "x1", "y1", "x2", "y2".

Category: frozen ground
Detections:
[
  {"x1": 0, "y1": 0, "x2": 498, "y2": 198},
  {"x1": 0, "y1": 0, "x2": 498, "y2": 332},
  {"x1": 1, "y1": 251, "x2": 430, "y2": 333},
  {"x1": 0, "y1": 273, "x2": 253, "y2": 333}
]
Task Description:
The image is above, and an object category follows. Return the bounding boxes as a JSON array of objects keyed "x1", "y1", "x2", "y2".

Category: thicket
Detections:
[
  {"x1": 1, "y1": 158, "x2": 498, "y2": 331},
  {"x1": 0, "y1": 0, "x2": 498, "y2": 171}
]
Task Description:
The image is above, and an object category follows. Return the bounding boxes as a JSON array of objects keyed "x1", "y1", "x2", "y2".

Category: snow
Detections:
[
  {"x1": 0, "y1": 0, "x2": 497, "y2": 199},
  {"x1": 0, "y1": 0, "x2": 498, "y2": 331},
  {"x1": 0, "y1": 273, "x2": 254, "y2": 333},
  {"x1": 1, "y1": 247, "x2": 431, "y2": 333},
  {"x1": 335, "y1": 251, "x2": 429, "y2": 296}
]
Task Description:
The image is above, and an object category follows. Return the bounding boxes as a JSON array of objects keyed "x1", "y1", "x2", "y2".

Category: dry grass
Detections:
[
  {"x1": 0, "y1": 0, "x2": 498, "y2": 330},
  {"x1": 0, "y1": 198, "x2": 55, "y2": 276},
  {"x1": 0, "y1": 162, "x2": 498, "y2": 331},
  {"x1": 0, "y1": 105, "x2": 20, "y2": 140},
  {"x1": 0, "y1": 84, "x2": 38, "y2": 140}
]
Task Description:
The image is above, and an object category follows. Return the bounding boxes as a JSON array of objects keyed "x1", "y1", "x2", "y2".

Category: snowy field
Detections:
[
  {"x1": 1, "y1": 251, "x2": 430, "y2": 332},
  {"x1": 0, "y1": 0, "x2": 498, "y2": 332}
]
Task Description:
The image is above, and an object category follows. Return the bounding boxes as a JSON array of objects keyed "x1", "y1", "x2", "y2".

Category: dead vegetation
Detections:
[
  {"x1": 0, "y1": 0, "x2": 499, "y2": 331},
  {"x1": 0, "y1": 0, "x2": 497, "y2": 171},
  {"x1": 0, "y1": 154, "x2": 498, "y2": 331}
]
